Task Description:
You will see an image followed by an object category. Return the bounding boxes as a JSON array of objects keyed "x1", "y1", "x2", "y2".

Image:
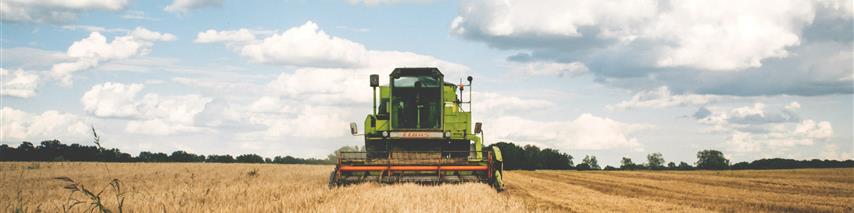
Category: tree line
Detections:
[
  {"x1": 490, "y1": 142, "x2": 852, "y2": 171},
  {"x1": 1, "y1": 140, "x2": 851, "y2": 170},
  {"x1": 612, "y1": 149, "x2": 853, "y2": 171},
  {"x1": 0, "y1": 140, "x2": 333, "y2": 164}
]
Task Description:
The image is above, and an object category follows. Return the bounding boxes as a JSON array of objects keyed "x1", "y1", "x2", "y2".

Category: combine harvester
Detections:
[{"x1": 329, "y1": 67, "x2": 504, "y2": 191}]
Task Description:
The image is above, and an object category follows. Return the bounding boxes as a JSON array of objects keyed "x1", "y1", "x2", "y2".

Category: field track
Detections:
[
  {"x1": 504, "y1": 169, "x2": 854, "y2": 212},
  {"x1": 1, "y1": 163, "x2": 852, "y2": 212}
]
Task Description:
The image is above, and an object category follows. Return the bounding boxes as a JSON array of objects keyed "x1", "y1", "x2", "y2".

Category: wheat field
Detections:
[{"x1": 1, "y1": 163, "x2": 852, "y2": 212}]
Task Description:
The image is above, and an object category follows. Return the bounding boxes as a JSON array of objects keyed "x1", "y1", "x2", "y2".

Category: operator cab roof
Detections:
[
  {"x1": 391, "y1": 67, "x2": 443, "y2": 78},
  {"x1": 390, "y1": 67, "x2": 458, "y2": 88}
]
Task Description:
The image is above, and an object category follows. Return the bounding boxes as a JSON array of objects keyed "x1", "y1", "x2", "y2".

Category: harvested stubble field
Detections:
[{"x1": 1, "y1": 163, "x2": 852, "y2": 212}]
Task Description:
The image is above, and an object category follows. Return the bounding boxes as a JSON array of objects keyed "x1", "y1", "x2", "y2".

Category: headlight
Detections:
[
  {"x1": 383, "y1": 131, "x2": 390, "y2": 137},
  {"x1": 444, "y1": 131, "x2": 452, "y2": 138}
]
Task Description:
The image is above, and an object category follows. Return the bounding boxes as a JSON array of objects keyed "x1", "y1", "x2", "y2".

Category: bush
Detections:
[{"x1": 236, "y1": 154, "x2": 265, "y2": 163}]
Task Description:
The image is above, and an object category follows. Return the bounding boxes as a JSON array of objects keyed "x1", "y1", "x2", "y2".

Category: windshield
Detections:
[
  {"x1": 391, "y1": 75, "x2": 442, "y2": 129},
  {"x1": 393, "y1": 76, "x2": 440, "y2": 88}
]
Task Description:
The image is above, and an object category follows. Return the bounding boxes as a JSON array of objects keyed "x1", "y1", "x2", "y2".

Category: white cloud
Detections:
[
  {"x1": 608, "y1": 86, "x2": 720, "y2": 110},
  {"x1": 81, "y1": 82, "x2": 213, "y2": 135},
  {"x1": 513, "y1": 61, "x2": 588, "y2": 77},
  {"x1": 127, "y1": 27, "x2": 177, "y2": 42},
  {"x1": 0, "y1": 107, "x2": 90, "y2": 143},
  {"x1": 61, "y1": 25, "x2": 128, "y2": 33},
  {"x1": 51, "y1": 27, "x2": 176, "y2": 86},
  {"x1": 125, "y1": 118, "x2": 207, "y2": 136},
  {"x1": 472, "y1": 92, "x2": 555, "y2": 116},
  {"x1": 121, "y1": 10, "x2": 156, "y2": 20},
  {"x1": 194, "y1": 29, "x2": 257, "y2": 44},
  {"x1": 81, "y1": 82, "x2": 143, "y2": 118},
  {"x1": 261, "y1": 51, "x2": 470, "y2": 105},
  {"x1": 198, "y1": 21, "x2": 470, "y2": 71},
  {"x1": 238, "y1": 21, "x2": 370, "y2": 67},
  {"x1": 266, "y1": 68, "x2": 367, "y2": 105},
  {"x1": 238, "y1": 105, "x2": 354, "y2": 140},
  {"x1": 0, "y1": 47, "x2": 71, "y2": 69},
  {"x1": 199, "y1": 21, "x2": 471, "y2": 141},
  {"x1": 724, "y1": 120, "x2": 833, "y2": 153},
  {"x1": 137, "y1": 93, "x2": 212, "y2": 125},
  {"x1": 820, "y1": 144, "x2": 853, "y2": 160},
  {"x1": 817, "y1": 0, "x2": 854, "y2": 18},
  {"x1": 715, "y1": 103, "x2": 800, "y2": 125},
  {"x1": 695, "y1": 102, "x2": 833, "y2": 154},
  {"x1": 489, "y1": 113, "x2": 650, "y2": 151},
  {"x1": 248, "y1": 96, "x2": 291, "y2": 113},
  {"x1": 794, "y1": 119, "x2": 833, "y2": 140},
  {"x1": 785, "y1": 101, "x2": 801, "y2": 110},
  {"x1": 0, "y1": 0, "x2": 128, "y2": 24},
  {"x1": 452, "y1": 0, "x2": 852, "y2": 71},
  {"x1": 164, "y1": 0, "x2": 222, "y2": 13},
  {"x1": 0, "y1": 68, "x2": 40, "y2": 98},
  {"x1": 649, "y1": 1, "x2": 814, "y2": 70}
]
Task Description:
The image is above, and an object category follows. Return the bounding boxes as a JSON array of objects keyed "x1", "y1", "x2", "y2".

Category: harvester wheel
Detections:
[
  {"x1": 327, "y1": 171, "x2": 338, "y2": 189},
  {"x1": 493, "y1": 170, "x2": 504, "y2": 192}
]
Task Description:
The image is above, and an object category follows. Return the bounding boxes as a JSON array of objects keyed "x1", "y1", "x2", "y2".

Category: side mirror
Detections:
[
  {"x1": 474, "y1": 122, "x2": 482, "y2": 134},
  {"x1": 370, "y1": 74, "x2": 379, "y2": 87},
  {"x1": 350, "y1": 122, "x2": 358, "y2": 135}
]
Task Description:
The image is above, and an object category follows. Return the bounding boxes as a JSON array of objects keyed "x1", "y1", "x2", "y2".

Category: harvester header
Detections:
[{"x1": 330, "y1": 67, "x2": 504, "y2": 191}]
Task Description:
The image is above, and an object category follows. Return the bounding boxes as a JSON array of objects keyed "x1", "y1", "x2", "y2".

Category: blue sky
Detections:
[{"x1": 1, "y1": 0, "x2": 852, "y2": 166}]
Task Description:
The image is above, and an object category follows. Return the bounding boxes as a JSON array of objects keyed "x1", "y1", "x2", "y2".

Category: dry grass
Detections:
[
  {"x1": 1, "y1": 163, "x2": 851, "y2": 212},
  {"x1": 505, "y1": 169, "x2": 854, "y2": 212},
  {"x1": 0, "y1": 162, "x2": 522, "y2": 212}
]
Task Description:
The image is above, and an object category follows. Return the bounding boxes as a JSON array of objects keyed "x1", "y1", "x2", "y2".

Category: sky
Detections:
[{"x1": 1, "y1": 0, "x2": 852, "y2": 166}]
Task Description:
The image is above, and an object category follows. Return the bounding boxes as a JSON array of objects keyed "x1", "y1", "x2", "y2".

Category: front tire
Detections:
[
  {"x1": 328, "y1": 171, "x2": 337, "y2": 189},
  {"x1": 493, "y1": 170, "x2": 504, "y2": 192}
]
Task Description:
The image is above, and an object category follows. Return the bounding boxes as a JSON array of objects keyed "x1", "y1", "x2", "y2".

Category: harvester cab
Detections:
[{"x1": 330, "y1": 67, "x2": 504, "y2": 191}]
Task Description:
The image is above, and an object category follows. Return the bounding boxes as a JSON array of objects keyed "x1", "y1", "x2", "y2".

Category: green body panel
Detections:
[
  {"x1": 359, "y1": 68, "x2": 485, "y2": 164},
  {"x1": 333, "y1": 68, "x2": 503, "y2": 191},
  {"x1": 363, "y1": 70, "x2": 475, "y2": 142},
  {"x1": 492, "y1": 146, "x2": 503, "y2": 162}
]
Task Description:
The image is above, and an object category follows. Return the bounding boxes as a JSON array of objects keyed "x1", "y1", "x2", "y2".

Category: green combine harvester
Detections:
[{"x1": 329, "y1": 67, "x2": 504, "y2": 191}]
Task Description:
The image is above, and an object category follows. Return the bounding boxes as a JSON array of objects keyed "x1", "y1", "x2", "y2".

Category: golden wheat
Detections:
[
  {"x1": 506, "y1": 169, "x2": 854, "y2": 212},
  {"x1": 0, "y1": 162, "x2": 522, "y2": 212},
  {"x1": 1, "y1": 162, "x2": 851, "y2": 212}
]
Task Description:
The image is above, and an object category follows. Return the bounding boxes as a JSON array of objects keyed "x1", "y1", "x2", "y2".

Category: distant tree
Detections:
[
  {"x1": 578, "y1": 155, "x2": 600, "y2": 170},
  {"x1": 170, "y1": 151, "x2": 203, "y2": 162},
  {"x1": 489, "y1": 142, "x2": 573, "y2": 170},
  {"x1": 731, "y1": 161, "x2": 750, "y2": 170},
  {"x1": 138, "y1": 151, "x2": 168, "y2": 162},
  {"x1": 677, "y1": 161, "x2": 694, "y2": 170},
  {"x1": 667, "y1": 162, "x2": 677, "y2": 169},
  {"x1": 17, "y1": 142, "x2": 36, "y2": 161},
  {"x1": 539, "y1": 148, "x2": 573, "y2": 170},
  {"x1": 696, "y1": 150, "x2": 729, "y2": 170},
  {"x1": 491, "y1": 142, "x2": 527, "y2": 170},
  {"x1": 523, "y1": 145, "x2": 544, "y2": 169},
  {"x1": 620, "y1": 157, "x2": 637, "y2": 170},
  {"x1": 236, "y1": 154, "x2": 265, "y2": 163},
  {"x1": 275, "y1": 156, "x2": 296, "y2": 164},
  {"x1": 38, "y1": 140, "x2": 64, "y2": 161},
  {"x1": 270, "y1": 155, "x2": 332, "y2": 164},
  {"x1": 206, "y1": 154, "x2": 235, "y2": 163},
  {"x1": 603, "y1": 165, "x2": 618, "y2": 170},
  {"x1": 647, "y1": 153, "x2": 665, "y2": 170},
  {"x1": 0, "y1": 144, "x2": 14, "y2": 161},
  {"x1": 264, "y1": 157, "x2": 272, "y2": 163}
]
